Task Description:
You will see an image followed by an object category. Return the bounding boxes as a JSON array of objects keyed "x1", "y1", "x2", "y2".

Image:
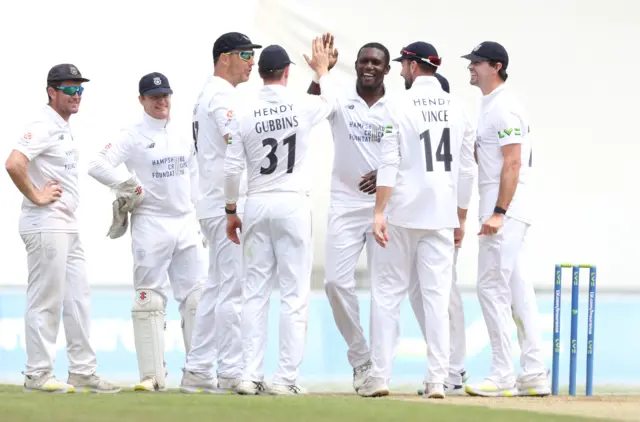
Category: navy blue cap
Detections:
[
  {"x1": 258, "y1": 45, "x2": 295, "y2": 72},
  {"x1": 213, "y1": 32, "x2": 262, "y2": 59},
  {"x1": 393, "y1": 42, "x2": 441, "y2": 67},
  {"x1": 461, "y1": 41, "x2": 509, "y2": 69},
  {"x1": 139, "y1": 72, "x2": 173, "y2": 96},
  {"x1": 47, "y1": 63, "x2": 89, "y2": 84},
  {"x1": 435, "y1": 73, "x2": 450, "y2": 93}
]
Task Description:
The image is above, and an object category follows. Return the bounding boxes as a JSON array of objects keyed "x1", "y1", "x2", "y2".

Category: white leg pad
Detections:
[
  {"x1": 181, "y1": 286, "x2": 202, "y2": 354},
  {"x1": 132, "y1": 289, "x2": 166, "y2": 390}
]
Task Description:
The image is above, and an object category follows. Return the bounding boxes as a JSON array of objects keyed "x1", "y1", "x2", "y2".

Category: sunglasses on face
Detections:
[
  {"x1": 225, "y1": 50, "x2": 255, "y2": 62},
  {"x1": 55, "y1": 85, "x2": 84, "y2": 96}
]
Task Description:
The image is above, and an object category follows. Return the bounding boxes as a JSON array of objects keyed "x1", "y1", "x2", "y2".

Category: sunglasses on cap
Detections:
[
  {"x1": 55, "y1": 85, "x2": 85, "y2": 96},
  {"x1": 224, "y1": 50, "x2": 255, "y2": 62},
  {"x1": 401, "y1": 49, "x2": 442, "y2": 67}
]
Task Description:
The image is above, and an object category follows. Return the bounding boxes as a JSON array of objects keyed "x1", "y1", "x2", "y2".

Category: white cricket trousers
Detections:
[
  {"x1": 409, "y1": 247, "x2": 466, "y2": 385},
  {"x1": 241, "y1": 193, "x2": 312, "y2": 386},
  {"x1": 185, "y1": 215, "x2": 244, "y2": 379},
  {"x1": 477, "y1": 216, "x2": 546, "y2": 383},
  {"x1": 323, "y1": 205, "x2": 375, "y2": 368},
  {"x1": 21, "y1": 232, "x2": 97, "y2": 377},
  {"x1": 130, "y1": 214, "x2": 205, "y2": 323},
  {"x1": 370, "y1": 223, "x2": 454, "y2": 384}
]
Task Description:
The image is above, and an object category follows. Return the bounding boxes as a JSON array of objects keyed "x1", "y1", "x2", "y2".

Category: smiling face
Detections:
[
  {"x1": 468, "y1": 60, "x2": 499, "y2": 87},
  {"x1": 47, "y1": 80, "x2": 84, "y2": 119},
  {"x1": 139, "y1": 93, "x2": 171, "y2": 120},
  {"x1": 355, "y1": 47, "x2": 389, "y2": 91}
]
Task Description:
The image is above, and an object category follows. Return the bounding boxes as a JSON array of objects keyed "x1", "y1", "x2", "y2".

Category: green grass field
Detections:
[{"x1": 1, "y1": 385, "x2": 633, "y2": 422}]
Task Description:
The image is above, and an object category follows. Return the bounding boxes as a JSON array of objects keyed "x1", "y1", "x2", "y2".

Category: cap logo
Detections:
[
  {"x1": 69, "y1": 66, "x2": 78, "y2": 75},
  {"x1": 153, "y1": 77, "x2": 161, "y2": 86},
  {"x1": 473, "y1": 44, "x2": 482, "y2": 52}
]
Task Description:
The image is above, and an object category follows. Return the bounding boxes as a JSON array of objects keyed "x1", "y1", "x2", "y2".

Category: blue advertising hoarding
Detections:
[{"x1": 0, "y1": 290, "x2": 636, "y2": 391}]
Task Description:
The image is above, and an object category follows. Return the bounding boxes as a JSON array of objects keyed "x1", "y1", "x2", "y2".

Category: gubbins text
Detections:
[
  {"x1": 413, "y1": 97, "x2": 450, "y2": 123},
  {"x1": 254, "y1": 104, "x2": 299, "y2": 134}
]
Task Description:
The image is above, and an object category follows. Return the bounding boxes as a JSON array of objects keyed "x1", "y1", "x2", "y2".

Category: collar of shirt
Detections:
[
  {"x1": 210, "y1": 75, "x2": 235, "y2": 91},
  {"x1": 43, "y1": 104, "x2": 69, "y2": 128},
  {"x1": 141, "y1": 111, "x2": 168, "y2": 130},
  {"x1": 259, "y1": 84, "x2": 288, "y2": 100},
  {"x1": 346, "y1": 83, "x2": 387, "y2": 107},
  {"x1": 481, "y1": 83, "x2": 507, "y2": 107},
  {"x1": 410, "y1": 75, "x2": 441, "y2": 89}
]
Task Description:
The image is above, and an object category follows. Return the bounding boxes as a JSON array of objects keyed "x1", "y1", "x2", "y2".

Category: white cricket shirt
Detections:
[
  {"x1": 14, "y1": 105, "x2": 80, "y2": 234},
  {"x1": 377, "y1": 76, "x2": 475, "y2": 230},
  {"x1": 88, "y1": 112, "x2": 197, "y2": 217},
  {"x1": 192, "y1": 76, "x2": 247, "y2": 219},
  {"x1": 224, "y1": 76, "x2": 336, "y2": 200},
  {"x1": 475, "y1": 84, "x2": 532, "y2": 223},
  {"x1": 328, "y1": 84, "x2": 390, "y2": 207}
]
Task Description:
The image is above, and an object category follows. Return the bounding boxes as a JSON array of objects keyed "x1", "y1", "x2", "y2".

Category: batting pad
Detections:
[
  {"x1": 181, "y1": 286, "x2": 202, "y2": 354},
  {"x1": 132, "y1": 289, "x2": 166, "y2": 390}
]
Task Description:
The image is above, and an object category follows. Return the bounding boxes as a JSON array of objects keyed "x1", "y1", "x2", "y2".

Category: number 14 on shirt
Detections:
[{"x1": 420, "y1": 128, "x2": 452, "y2": 172}]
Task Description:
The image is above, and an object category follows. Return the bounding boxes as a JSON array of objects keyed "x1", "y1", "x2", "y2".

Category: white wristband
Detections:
[{"x1": 312, "y1": 73, "x2": 320, "y2": 83}]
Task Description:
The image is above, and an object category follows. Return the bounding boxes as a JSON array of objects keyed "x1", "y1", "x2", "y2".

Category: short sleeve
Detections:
[
  {"x1": 14, "y1": 123, "x2": 51, "y2": 160},
  {"x1": 210, "y1": 91, "x2": 238, "y2": 139},
  {"x1": 493, "y1": 107, "x2": 526, "y2": 147}
]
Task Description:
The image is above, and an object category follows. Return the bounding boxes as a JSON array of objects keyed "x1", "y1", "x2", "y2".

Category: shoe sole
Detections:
[
  {"x1": 517, "y1": 387, "x2": 551, "y2": 397},
  {"x1": 74, "y1": 387, "x2": 121, "y2": 394},
  {"x1": 23, "y1": 387, "x2": 74, "y2": 394},
  {"x1": 465, "y1": 386, "x2": 518, "y2": 397},
  {"x1": 180, "y1": 386, "x2": 234, "y2": 395},
  {"x1": 359, "y1": 388, "x2": 390, "y2": 398}
]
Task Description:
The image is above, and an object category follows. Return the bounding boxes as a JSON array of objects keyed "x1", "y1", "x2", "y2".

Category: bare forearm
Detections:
[
  {"x1": 374, "y1": 186, "x2": 392, "y2": 214},
  {"x1": 457, "y1": 207, "x2": 468, "y2": 223},
  {"x1": 496, "y1": 162, "x2": 520, "y2": 209},
  {"x1": 7, "y1": 165, "x2": 41, "y2": 204}
]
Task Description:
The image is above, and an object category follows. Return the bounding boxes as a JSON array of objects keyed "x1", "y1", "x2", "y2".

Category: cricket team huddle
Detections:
[{"x1": 5, "y1": 30, "x2": 548, "y2": 399}]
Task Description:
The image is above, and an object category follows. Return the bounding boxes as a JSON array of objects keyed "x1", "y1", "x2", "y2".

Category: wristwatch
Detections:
[
  {"x1": 494, "y1": 206, "x2": 507, "y2": 215},
  {"x1": 225, "y1": 206, "x2": 236, "y2": 215}
]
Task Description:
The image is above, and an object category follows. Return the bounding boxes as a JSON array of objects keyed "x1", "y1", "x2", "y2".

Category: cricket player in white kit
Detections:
[
  {"x1": 357, "y1": 42, "x2": 474, "y2": 399},
  {"x1": 88, "y1": 72, "x2": 206, "y2": 392},
  {"x1": 5, "y1": 64, "x2": 119, "y2": 394},
  {"x1": 407, "y1": 72, "x2": 476, "y2": 396},
  {"x1": 306, "y1": 35, "x2": 391, "y2": 392},
  {"x1": 461, "y1": 42, "x2": 550, "y2": 397},
  {"x1": 181, "y1": 32, "x2": 262, "y2": 394},
  {"x1": 224, "y1": 40, "x2": 335, "y2": 395}
]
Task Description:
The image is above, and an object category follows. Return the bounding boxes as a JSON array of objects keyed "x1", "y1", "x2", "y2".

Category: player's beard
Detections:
[{"x1": 404, "y1": 74, "x2": 414, "y2": 90}]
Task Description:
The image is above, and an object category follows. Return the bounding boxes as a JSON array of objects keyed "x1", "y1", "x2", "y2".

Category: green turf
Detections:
[{"x1": 0, "y1": 385, "x2": 616, "y2": 422}]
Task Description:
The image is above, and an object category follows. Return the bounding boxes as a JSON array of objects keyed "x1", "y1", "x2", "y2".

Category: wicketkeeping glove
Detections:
[{"x1": 106, "y1": 176, "x2": 144, "y2": 239}]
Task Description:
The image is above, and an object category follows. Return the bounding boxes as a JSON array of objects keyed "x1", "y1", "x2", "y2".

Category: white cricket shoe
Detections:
[
  {"x1": 236, "y1": 380, "x2": 269, "y2": 395},
  {"x1": 357, "y1": 377, "x2": 390, "y2": 397},
  {"x1": 443, "y1": 382, "x2": 466, "y2": 396},
  {"x1": 269, "y1": 383, "x2": 308, "y2": 396},
  {"x1": 179, "y1": 370, "x2": 218, "y2": 394},
  {"x1": 24, "y1": 373, "x2": 74, "y2": 394},
  {"x1": 67, "y1": 373, "x2": 120, "y2": 394},
  {"x1": 218, "y1": 377, "x2": 242, "y2": 394},
  {"x1": 353, "y1": 360, "x2": 372, "y2": 392},
  {"x1": 134, "y1": 377, "x2": 167, "y2": 392},
  {"x1": 465, "y1": 378, "x2": 517, "y2": 397},
  {"x1": 516, "y1": 370, "x2": 551, "y2": 396},
  {"x1": 424, "y1": 383, "x2": 445, "y2": 399}
]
